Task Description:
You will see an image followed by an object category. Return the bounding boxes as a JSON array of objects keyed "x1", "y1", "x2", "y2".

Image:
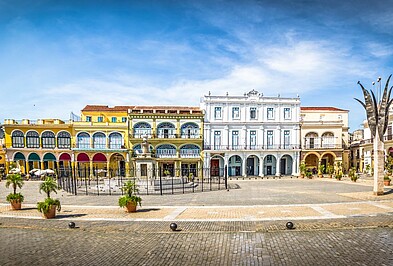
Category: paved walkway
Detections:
[
  {"x1": 0, "y1": 177, "x2": 392, "y2": 222},
  {"x1": 1, "y1": 178, "x2": 392, "y2": 266}
]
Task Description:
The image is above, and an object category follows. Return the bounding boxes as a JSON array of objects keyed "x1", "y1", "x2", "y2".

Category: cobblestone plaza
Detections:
[{"x1": 0, "y1": 178, "x2": 392, "y2": 265}]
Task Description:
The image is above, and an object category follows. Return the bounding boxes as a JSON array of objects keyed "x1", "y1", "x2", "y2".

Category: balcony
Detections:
[
  {"x1": 132, "y1": 133, "x2": 202, "y2": 139},
  {"x1": 302, "y1": 144, "x2": 343, "y2": 150},
  {"x1": 204, "y1": 144, "x2": 300, "y2": 151},
  {"x1": 156, "y1": 149, "x2": 177, "y2": 158},
  {"x1": 180, "y1": 149, "x2": 200, "y2": 158}
]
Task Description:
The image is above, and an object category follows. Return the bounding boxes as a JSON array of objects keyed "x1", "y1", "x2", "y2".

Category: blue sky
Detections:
[{"x1": 1, "y1": 0, "x2": 392, "y2": 131}]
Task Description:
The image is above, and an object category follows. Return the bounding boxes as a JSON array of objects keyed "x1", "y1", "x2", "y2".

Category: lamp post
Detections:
[{"x1": 355, "y1": 75, "x2": 392, "y2": 195}]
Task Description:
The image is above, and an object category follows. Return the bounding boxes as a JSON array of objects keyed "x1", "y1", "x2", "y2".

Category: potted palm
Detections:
[
  {"x1": 5, "y1": 173, "x2": 24, "y2": 210},
  {"x1": 119, "y1": 180, "x2": 142, "y2": 213},
  {"x1": 318, "y1": 164, "x2": 325, "y2": 178},
  {"x1": 326, "y1": 164, "x2": 334, "y2": 178},
  {"x1": 349, "y1": 167, "x2": 358, "y2": 182},
  {"x1": 384, "y1": 175, "x2": 391, "y2": 186},
  {"x1": 299, "y1": 163, "x2": 306, "y2": 178},
  {"x1": 335, "y1": 172, "x2": 343, "y2": 181},
  {"x1": 37, "y1": 177, "x2": 61, "y2": 219}
]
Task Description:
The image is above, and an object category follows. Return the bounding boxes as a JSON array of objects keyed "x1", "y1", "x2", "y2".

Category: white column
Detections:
[
  {"x1": 259, "y1": 155, "x2": 264, "y2": 177},
  {"x1": 292, "y1": 152, "x2": 298, "y2": 176},
  {"x1": 242, "y1": 154, "x2": 247, "y2": 177},
  {"x1": 276, "y1": 154, "x2": 280, "y2": 176}
]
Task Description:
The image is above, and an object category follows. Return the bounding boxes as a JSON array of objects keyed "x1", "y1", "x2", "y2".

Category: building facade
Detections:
[
  {"x1": 2, "y1": 118, "x2": 73, "y2": 175},
  {"x1": 71, "y1": 105, "x2": 130, "y2": 177},
  {"x1": 128, "y1": 106, "x2": 204, "y2": 178},
  {"x1": 358, "y1": 110, "x2": 393, "y2": 175},
  {"x1": 2, "y1": 105, "x2": 204, "y2": 179},
  {"x1": 201, "y1": 90, "x2": 301, "y2": 177},
  {"x1": 300, "y1": 107, "x2": 350, "y2": 174}
]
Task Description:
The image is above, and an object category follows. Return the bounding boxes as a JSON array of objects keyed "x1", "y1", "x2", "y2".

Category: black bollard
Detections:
[
  {"x1": 170, "y1": 223, "x2": 178, "y2": 231},
  {"x1": 68, "y1": 222, "x2": 76, "y2": 229},
  {"x1": 286, "y1": 221, "x2": 294, "y2": 230}
]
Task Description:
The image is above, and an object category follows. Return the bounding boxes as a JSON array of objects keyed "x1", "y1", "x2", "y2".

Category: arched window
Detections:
[
  {"x1": 26, "y1": 131, "x2": 40, "y2": 148},
  {"x1": 156, "y1": 144, "x2": 176, "y2": 157},
  {"x1": 93, "y1": 132, "x2": 106, "y2": 149},
  {"x1": 305, "y1": 132, "x2": 319, "y2": 149},
  {"x1": 133, "y1": 122, "x2": 152, "y2": 138},
  {"x1": 109, "y1": 132, "x2": 122, "y2": 149},
  {"x1": 57, "y1": 131, "x2": 71, "y2": 149},
  {"x1": 77, "y1": 132, "x2": 90, "y2": 149},
  {"x1": 157, "y1": 122, "x2": 176, "y2": 138},
  {"x1": 322, "y1": 132, "x2": 335, "y2": 148},
  {"x1": 42, "y1": 131, "x2": 55, "y2": 149},
  {"x1": 12, "y1": 130, "x2": 24, "y2": 148},
  {"x1": 180, "y1": 144, "x2": 200, "y2": 158},
  {"x1": 181, "y1": 123, "x2": 199, "y2": 138}
]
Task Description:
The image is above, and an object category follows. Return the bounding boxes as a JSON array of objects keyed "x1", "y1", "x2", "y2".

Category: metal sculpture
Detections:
[{"x1": 355, "y1": 75, "x2": 392, "y2": 195}]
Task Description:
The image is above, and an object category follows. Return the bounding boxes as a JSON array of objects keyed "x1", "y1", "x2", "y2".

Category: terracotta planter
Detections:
[
  {"x1": 384, "y1": 180, "x2": 391, "y2": 186},
  {"x1": 10, "y1": 200, "x2": 22, "y2": 210},
  {"x1": 43, "y1": 205, "x2": 57, "y2": 219},
  {"x1": 125, "y1": 202, "x2": 137, "y2": 213}
]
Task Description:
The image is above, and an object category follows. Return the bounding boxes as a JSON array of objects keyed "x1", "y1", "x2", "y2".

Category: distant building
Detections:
[
  {"x1": 300, "y1": 107, "x2": 350, "y2": 174},
  {"x1": 201, "y1": 90, "x2": 301, "y2": 177},
  {"x1": 349, "y1": 129, "x2": 364, "y2": 172}
]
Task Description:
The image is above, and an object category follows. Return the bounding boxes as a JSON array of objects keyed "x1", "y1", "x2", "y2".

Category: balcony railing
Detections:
[
  {"x1": 156, "y1": 149, "x2": 177, "y2": 158},
  {"x1": 302, "y1": 144, "x2": 343, "y2": 149},
  {"x1": 132, "y1": 133, "x2": 202, "y2": 139},
  {"x1": 75, "y1": 143, "x2": 126, "y2": 150},
  {"x1": 204, "y1": 144, "x2": 300, "y2": 150},
  {"x1": 180, "y1": 149, "x2": 200, "y2": 158}
]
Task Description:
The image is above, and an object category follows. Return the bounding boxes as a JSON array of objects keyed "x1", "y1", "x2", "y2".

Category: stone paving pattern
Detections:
[{"x1": 0, "y1": 177, "x2": 392, "y2": 265}]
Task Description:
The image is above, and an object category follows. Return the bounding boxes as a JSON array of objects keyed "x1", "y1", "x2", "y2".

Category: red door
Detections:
[{"x1": 210, "y1": 159, "x2": 219, "y2": 176}]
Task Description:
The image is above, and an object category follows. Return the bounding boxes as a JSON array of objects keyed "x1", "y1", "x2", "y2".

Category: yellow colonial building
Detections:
[
  {"x1": 2, "y1": 105, "x2": 204, "y2": 179},
  {"x1": 71, "y1": 105, "x2": 130, "y2": 178},
  {"x1": 300, "y1": 107, "x2": 350, "y2": 174},
  {"x1": 128, "y1": 106, "x2": 204, "y2": 177},
  {"x1": 2, "y1": 118, "x2": 73, "y2": 175}
]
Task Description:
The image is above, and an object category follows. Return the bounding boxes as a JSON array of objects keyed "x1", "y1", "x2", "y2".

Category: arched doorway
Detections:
[
  {"x1": 321, "y1": 153, "x2": 335, "y2": 173},
  {"x1": 280, "y1": 155, "x2": 293, "y2": 175},
  {"x1": 13, "y1": 152, "x2": 26, "y2": 173},
  {"x1": 59, "y1": 153, "x2": 72, "y2": 177},
  {"x1": 43, "y1": 153, "x2": 56, "y2": 170},
  {"x1": 228, "y1": 155, "x2": 242, "y2": 176},
  {"x1": 263, "y1": 155, "x2": 276, "y2": 176},
  {"x1": 304, "y1": 153, "x2": 319, "y2": 173},
  {"x1": 210, "y1": 155, "x2": 224, "y2": 177},
  {"x1": 109, "y1": 153, "x2": 125, "y2": 177},
  {"x1": 246, "y1": 155, "x2": 259, "y2": 176},
  {"x1": 76, "y1": 153, "x2": 90, "y2": 178},
  {"x1": 28, "y1": 152, "x2": 41, "y2": 171}
]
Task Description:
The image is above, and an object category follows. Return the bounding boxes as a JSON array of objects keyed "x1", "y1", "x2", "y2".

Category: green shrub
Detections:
[
  {"x1": 6, "y1": 192, "x2": 24, "y2": 203},
  {"x1": 37, "y1": 198, "x2": 61, "y2": 214}
]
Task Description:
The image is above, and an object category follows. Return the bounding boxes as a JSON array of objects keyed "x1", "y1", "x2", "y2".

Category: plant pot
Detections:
[
  {"x1": 384, "y1": 180, "x2": 391, "y2": 186},
  {"x1": 10, "y1": 200, "x2": 21, "y2": 210},
  {"x1": 319, "y1": 174, "x2": 323, "y2": 178},
  {"x1": 43, "y1": 205, "x2": 57, "y2": 219},
  {"x1": 125, "y1": 202, "x2": 137, "y2": 213}
]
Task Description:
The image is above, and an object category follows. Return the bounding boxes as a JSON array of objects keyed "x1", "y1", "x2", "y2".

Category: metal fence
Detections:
[{"x1": 57, "y1": 166, "x2": 228, "y2": 196}]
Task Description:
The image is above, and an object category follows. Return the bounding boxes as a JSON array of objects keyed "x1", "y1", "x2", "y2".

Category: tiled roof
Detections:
[
  {"x1": 82, "y1": 105, "x2": 201, "y2": 112},
  {"x1": 301, "y1": 107, "x2": 348, "y2": 112}
]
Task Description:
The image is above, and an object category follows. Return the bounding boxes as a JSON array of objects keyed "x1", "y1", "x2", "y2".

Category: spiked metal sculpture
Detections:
[{"x1": 355, "y1": 74, "x2": 392, "y2": 195}]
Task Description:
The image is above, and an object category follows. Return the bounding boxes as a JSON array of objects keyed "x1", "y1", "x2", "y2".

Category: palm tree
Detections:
[
  {"x1": 39, "y1": 177, "x2": 58, "y2": 199},
  {"x1": 6, "y1": 173, "x2": 24, "y2": 195}
]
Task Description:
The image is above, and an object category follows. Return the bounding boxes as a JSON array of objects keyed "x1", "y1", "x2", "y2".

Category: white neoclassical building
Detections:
[{"x1": 201, "y1": 90, "x2": 301, "y2": 177}]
